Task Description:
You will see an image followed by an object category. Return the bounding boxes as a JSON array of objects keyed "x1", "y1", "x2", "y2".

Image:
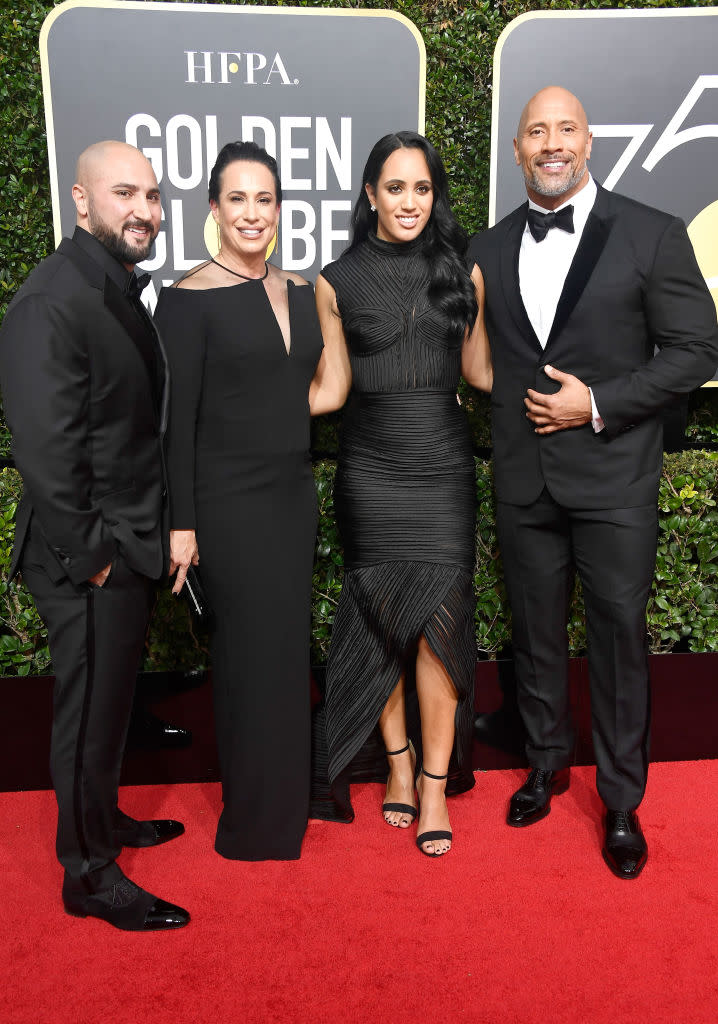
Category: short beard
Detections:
[
  {"x1": 525, "y1": 162, "x2": 586, "y2": 198},
  {"x1": 87, "y1": 199, "x2": 156, "y2": 266}
]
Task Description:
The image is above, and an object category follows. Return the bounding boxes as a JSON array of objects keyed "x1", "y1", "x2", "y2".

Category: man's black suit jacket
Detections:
[
  {"x1": 0, "y1": 228, "x2": 168, "y2": 585},
  {"x1": 468, "y1": 184, "x2": 718, "y2": 509}
]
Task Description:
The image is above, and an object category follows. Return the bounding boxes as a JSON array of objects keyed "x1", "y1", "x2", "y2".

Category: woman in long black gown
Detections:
[
  {"x1": 155, "y1": 142, "x2": 323, "y2": 860},
  {"x1": 310, "y1": 133, "x2": 492, "y2": 857}
]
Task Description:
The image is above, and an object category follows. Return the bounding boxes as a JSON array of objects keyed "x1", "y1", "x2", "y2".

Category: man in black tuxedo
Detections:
[
  {"x1": 0, "y1": 141, "x2": 189, "y2": 928},
  {"x1": 469, "y1": 87, "x2": 718, "y2": 878}
]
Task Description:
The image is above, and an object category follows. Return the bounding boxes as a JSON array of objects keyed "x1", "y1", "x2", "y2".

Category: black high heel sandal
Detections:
[
  {"x1": 382, "y1": 742, "x2": 417, "y2": 825},
  {"x1": 416, "y1": 768, "x2": 452, "y2": 857}
]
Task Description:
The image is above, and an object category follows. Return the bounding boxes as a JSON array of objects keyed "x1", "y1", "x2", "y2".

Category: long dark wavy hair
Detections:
[
  {"x1": 208, "y1": 140, "x2": 282, "y2": 204},
  {"x1": 348, "y1": 131, "x2": 476, "y2": 340}
]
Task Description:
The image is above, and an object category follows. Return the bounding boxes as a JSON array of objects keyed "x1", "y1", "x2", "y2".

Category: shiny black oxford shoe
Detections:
[
  {"x1": 114, "y1": 818, "x2": 185, "y2": 848},
  {"x1": 63, "y1": 875, "x2": 190, "y2": 931},
  {"x1": 602, "y1": 809, "x2": 647, "y2": 879},
  {"x1": 507, "y1": 767, "x2": 570, "y2": 827}
]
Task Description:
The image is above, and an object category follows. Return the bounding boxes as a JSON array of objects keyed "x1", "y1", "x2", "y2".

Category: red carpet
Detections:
[{"x1": 3, "y1": 761, "x2": 718, "y2": 1024}]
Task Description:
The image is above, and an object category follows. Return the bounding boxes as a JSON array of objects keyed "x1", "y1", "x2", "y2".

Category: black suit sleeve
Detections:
[
  {"x1": 0, "y1": 293, "x2": 117, "y2": 582},
  {"x1": 592, "y1": 218, "x2": 718, "y2": 437},
  {"x1": 154, "y1": 287, "x2": 206, "y2": 529}
]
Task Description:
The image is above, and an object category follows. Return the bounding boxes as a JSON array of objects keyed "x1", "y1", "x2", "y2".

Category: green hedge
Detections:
[
  {"x1": 2, "y1": 0, "x2": 718, "y2": 675},
  {"x1": 2, "y1": 452, "x2": 718, "y2": 676}
]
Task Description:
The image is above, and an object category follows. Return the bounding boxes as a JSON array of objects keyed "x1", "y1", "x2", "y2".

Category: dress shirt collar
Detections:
[{"x1": 71, "y1": 226, "x2": 137, "y2": 294}]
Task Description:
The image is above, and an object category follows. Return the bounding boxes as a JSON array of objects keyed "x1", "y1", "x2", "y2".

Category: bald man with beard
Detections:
[
  {"x1": 0, "y1": 142, "x2": 189, "y2": 928},
  {"x1": 469, "y1": 88, "x2": 718, "y2": 878}
]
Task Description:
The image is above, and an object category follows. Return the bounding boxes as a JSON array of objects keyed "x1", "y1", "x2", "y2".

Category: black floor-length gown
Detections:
[
  {"x1": 313, "y1": 232, "x2": 477, "y2": 820},
  {"x1": 155, "y1": 274, "x2": 323, "y2": 859}
]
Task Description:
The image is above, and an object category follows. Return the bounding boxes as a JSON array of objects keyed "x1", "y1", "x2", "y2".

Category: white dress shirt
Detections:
[{"x1": 518, "y1": 175, "x2": 603, "y2": 429}]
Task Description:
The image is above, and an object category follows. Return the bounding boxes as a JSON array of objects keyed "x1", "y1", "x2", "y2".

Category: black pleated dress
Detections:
[
  {"x1": 312, "y1": 233, "x2": 477, "y2": 821},
  {"x1": 155, "y1": 276, "x2": 323, "y2": 859}
]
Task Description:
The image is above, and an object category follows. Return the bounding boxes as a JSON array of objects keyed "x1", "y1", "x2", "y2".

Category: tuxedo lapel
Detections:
[
  {"x1": 57, "y1": 237, "x2": 104, "y2": 288},
  {"x1": 546, "y1": 188, "x2": 615, "y2": 346},
  {"x1": 499, "y1": 205, "x2": 543, "y2": 355},
  {"x1": 59, "y1": 238, "x2": 163, "y2": 413},
  {"x1": 106, "y1": 281, "x2": 168, "y2": 431},
  {"x1": 102, "y1": 276, "x2": 160, "y2": 393}
]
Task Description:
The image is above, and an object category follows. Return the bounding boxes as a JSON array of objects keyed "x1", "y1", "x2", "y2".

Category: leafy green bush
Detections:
[
  {"x1": 0, "y1": 468, "x2": 50, "y2": 674},
  {"x1": 651, "y1": 451, "x2": 718, "y2": 652},
  {"x1": 2, "y1": 443, "x2": 718, "y2": 675},
  {"x1": 311, "y1": 460, "x2": 343, "y2": 663},
  {"x1": 473, "y1": 459, "x2": 509, "y2": 655}
]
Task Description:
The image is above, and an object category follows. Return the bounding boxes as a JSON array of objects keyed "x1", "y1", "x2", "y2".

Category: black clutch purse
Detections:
[{"x1": 182, "y1": 565, "x2": 215, "y2": 627}]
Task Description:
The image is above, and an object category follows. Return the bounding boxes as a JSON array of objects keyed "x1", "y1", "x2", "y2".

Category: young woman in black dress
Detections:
[
  {"x1": 310, "y1": 133, "x2": 492, "y2": 857},
  {"x1": 156, "y1": 142, "x2": 323, "y2": 860}
]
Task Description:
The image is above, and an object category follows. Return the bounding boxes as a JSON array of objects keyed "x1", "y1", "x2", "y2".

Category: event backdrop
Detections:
[
  {"x1": 490, "y1": 7, "x2": 718, "y2": 336},
  {"x1": 40, "y1": 0, "x2": 425, "y2": 310}
]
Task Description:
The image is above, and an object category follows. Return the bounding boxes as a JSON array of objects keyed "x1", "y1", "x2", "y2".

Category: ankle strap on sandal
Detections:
[
  {"x1": 421, "y1": 768, "x2": 448, "y2": 780},
  {"x1": 385, "y1": 742, "x2": 410, "y2": 756}
]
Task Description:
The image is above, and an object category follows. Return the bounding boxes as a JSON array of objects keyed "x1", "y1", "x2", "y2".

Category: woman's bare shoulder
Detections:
[
  {"x1": 273, "y1": 267, "x2": 312, "y2": 289},
  {"x1": 173, "y1": 261, "x2": 223, "y2": 290}
]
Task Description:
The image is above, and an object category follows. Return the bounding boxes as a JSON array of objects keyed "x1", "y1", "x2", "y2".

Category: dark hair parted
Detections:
[
  {"x1": 349, "y1": 131, "x2": 477, "y2": 340},
  {"x1": 208, "y1": 140, "x2": 282, "y2": 205}
]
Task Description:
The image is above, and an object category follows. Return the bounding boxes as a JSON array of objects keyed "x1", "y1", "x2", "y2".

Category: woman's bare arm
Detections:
[
  {"x1": 461, "y1": 264, "x2": 493, "y2": 392},
  {"x1": 309, "y1": 274, "x2": 353, "y2": 416}
]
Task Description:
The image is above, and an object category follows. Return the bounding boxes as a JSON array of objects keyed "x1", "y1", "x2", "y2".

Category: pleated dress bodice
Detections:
[
  {"x1": 322, "y1": 232, "x2": 463, "y2": 392},
  {"x1": 321, "y1": 234, "x2": 475, "y2": 572}
]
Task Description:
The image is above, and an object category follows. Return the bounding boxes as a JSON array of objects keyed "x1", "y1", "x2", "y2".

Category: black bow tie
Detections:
[
  {"x1": 527, "y1": 205, "x2": 575, "y2": 243},
  {"x1": 126, "y1": 272, "x2": 152, "y2": 299}
]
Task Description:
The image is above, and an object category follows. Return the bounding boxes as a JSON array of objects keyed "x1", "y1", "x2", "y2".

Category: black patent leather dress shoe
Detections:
[
  {"x1": 507, "y1": 767, "x2": 570, "y2": 827},
  {"x1": 114, "y1": 818, "x2": 185, "y2": 848},
  {"x1": 602, "y1": 809, "x2": 647, "y2": 879},
  {"x1": 63, "y1": 875, "x2": 190, "y2": 931}
]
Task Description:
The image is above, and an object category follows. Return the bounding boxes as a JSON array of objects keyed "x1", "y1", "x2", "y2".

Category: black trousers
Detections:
[
  {"x1": 496, "y1": 489, "x2": 657, "y2": 810},
  {"x1": 21, "y1": 524, "x2": 154, "y2": 891}
]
